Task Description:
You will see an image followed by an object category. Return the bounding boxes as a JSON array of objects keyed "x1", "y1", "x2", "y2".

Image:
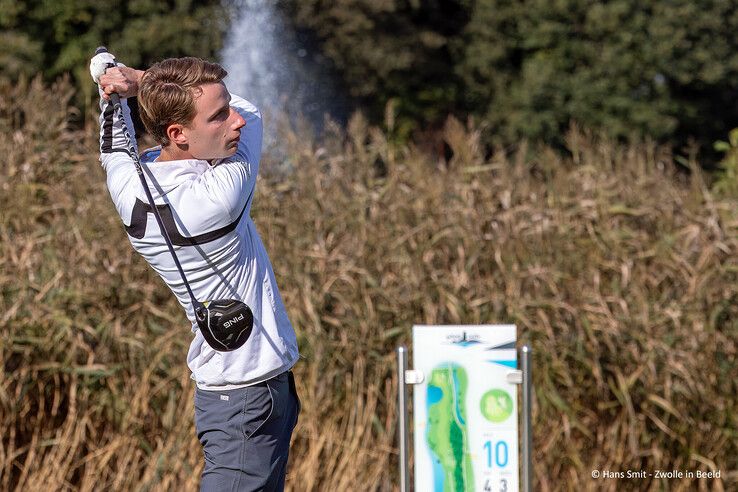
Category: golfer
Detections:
[{"x1": 95, "y1": 56, "x2": 300, "y2": 491}]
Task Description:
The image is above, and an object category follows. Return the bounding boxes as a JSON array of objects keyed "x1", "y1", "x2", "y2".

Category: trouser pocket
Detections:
[
  {"x1": 242, "y1": 381, "x2": 274, "y2": 440},
  {"x1": 287, "y1": 370, "x2": 301, "y2": 428}
]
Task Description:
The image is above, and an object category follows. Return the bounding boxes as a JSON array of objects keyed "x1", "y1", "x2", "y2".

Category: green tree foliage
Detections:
[
  {"x1": 281, "y1": 0, "x2": 738, "y2": 150},
  {"x1": 0, "y1": 0, "x2": 228, "y2": 104},
  {"x1": 461, "y1": 0, "x2": 738, "y2": 147},
  {"x1": 713, "y1": 128, "x2": 738, "y2": 197}
]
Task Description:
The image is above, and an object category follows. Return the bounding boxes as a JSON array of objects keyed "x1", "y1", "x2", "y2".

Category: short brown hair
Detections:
[{"x1": 138, "y1": 57, "x2": 228, "y2": 146}]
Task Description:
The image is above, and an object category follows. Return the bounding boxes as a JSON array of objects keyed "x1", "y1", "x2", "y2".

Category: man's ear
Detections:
[{"x1": 165, "y1": 123, "x2": 188, "y2": 146}]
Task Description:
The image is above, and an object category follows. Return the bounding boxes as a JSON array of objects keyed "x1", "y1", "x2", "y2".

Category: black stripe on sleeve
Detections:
[{"x1": 101, "y1": 102, "x2": 114, "y2": 153}]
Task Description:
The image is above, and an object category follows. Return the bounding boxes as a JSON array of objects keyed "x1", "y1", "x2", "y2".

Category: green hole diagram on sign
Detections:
[
  {"x1": 480, "y1": 389, "x2": 513, "y2": 423},
  {"x1": 426, "y1": 363, "x2": 475, "y2": 492}
]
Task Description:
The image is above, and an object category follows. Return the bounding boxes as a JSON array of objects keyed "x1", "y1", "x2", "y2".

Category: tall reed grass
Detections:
[{"x1": 1, "y1": 78, "x2": 735, "y2": 491}]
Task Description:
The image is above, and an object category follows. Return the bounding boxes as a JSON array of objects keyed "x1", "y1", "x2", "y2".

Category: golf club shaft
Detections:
[{"x1": 94, "y1": 46, "x2": 200, "y2": 309}]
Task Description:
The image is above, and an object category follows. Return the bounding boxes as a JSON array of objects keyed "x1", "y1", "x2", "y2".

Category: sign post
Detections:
[
  {"x1": 397, "y1": 345, "x2": 410, "y2": 492},
  {"x1": 396, "y1": 325, "x2": 532, "y2": 492},
  {"x1": 521, "y1": 346, "x2": 533, "y2": 492}
]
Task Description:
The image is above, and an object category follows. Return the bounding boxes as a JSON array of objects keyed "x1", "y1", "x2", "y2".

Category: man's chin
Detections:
[
  {"x1": 226, "y1": 140, "x2": 240, "y2": 153},
  {"x1": 212, "y1": 146, "x2": 238, "y2": 160}
]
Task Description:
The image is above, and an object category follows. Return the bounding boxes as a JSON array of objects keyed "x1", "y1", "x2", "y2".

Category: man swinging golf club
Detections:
[{"x1": 90, "y1": 49, "x2": 300, "y2": 491}]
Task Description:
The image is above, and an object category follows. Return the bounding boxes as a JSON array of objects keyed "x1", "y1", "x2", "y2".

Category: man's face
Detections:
[{"x1": 182, "y1": 82, "x2": 245, "y2": 160}]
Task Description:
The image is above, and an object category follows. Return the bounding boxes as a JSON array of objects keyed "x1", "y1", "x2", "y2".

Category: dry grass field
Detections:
[{"x1": 1, "y1": 78, "x2": 736, "y2": 491}]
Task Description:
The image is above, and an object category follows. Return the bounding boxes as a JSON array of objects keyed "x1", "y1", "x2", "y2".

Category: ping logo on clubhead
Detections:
[{"x1": 223, "y1": 313, "x2": 245, "y2": 329}]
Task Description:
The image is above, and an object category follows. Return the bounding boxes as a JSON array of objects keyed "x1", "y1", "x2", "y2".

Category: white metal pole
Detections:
[
  {"x1": 521, "y1": 345, "x2": 533, "y2": 492},
  {"x1": 397, "y1": 346, "x2": 410, "y2": 492}
]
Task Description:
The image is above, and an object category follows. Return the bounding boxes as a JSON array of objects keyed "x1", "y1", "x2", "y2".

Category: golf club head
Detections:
[{"x1": 196, "y1": 299, "x2": 253, "y2": 352}]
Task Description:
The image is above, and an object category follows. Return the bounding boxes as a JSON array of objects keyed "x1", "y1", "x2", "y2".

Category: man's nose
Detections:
[{"x1": 232, "y1": 109, "x2": 246, "y2": 129}]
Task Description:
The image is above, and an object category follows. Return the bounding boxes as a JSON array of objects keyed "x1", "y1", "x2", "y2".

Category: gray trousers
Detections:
[{"x1": 194, "y1": 371, "x2": 300, "y2": 491}]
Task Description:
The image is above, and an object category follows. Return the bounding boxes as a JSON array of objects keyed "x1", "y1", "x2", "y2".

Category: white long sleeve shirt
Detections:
[{"x1": 98, "y1": 92, "x2": 299, "y2": 390}]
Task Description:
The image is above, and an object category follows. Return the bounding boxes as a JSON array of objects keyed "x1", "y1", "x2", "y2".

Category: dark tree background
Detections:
[
  {"x1": 3, "y1": 0, "x2": 738, "y2": 155},
  {"x1": 280, "y1": 0, "x2": 738, "y2": 154},
  {"x1": 0, "y1": 0, "x2": 228, "y2": 110}
]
